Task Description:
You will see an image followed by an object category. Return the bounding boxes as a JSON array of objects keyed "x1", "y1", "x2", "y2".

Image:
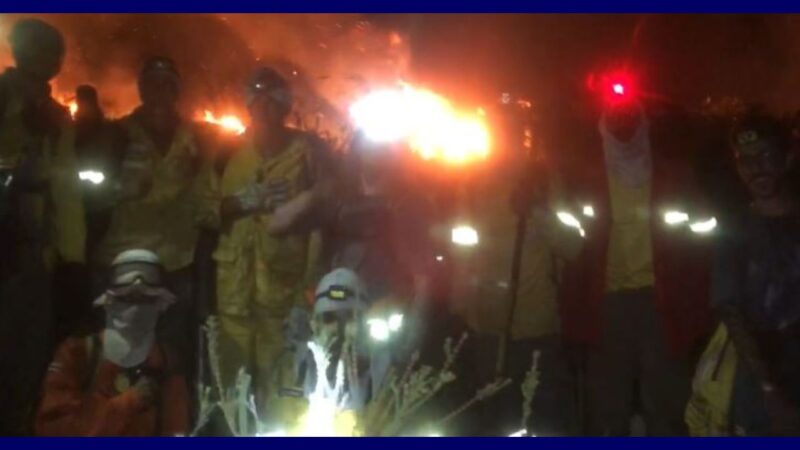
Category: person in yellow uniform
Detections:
[
  {"x1": 212, "y1": 67, "x2": 335, "y2": 422},
  {"x1": 0, "y1": 18, "x2": 86, "y2": 434},
  {"x1": 451, "y1": 146, "x2": 581, "y2": 436},
  {"x1": 560, "y1": 97, "x2": 712, "y2": 436},
  {"x1": 97, "y1": 57, "x2": 204, "y2": 385}
]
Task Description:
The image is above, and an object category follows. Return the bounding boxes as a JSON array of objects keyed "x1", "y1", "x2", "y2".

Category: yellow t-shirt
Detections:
[
  {"x1": 450, "y1": 171, "x2": 580, "y2": 339},
  {"x1": 605, "y1": 174, "x2": 655, "y2": 292}
]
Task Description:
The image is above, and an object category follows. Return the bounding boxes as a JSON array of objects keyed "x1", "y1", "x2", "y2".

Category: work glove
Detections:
[
  {"x1": 233, "y1": 182, "x2": 269, "y2": 213},
  {"x1": 234, "y1": 179, "x2": 291, "y2": 214},
  {"x1": 262, "y1": 179, "x2": 291, "y2": 213}
]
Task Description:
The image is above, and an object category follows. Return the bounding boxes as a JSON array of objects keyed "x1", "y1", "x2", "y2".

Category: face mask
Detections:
[{"x1": 102, "y1": 300, "x2": 161, "y2": 368}]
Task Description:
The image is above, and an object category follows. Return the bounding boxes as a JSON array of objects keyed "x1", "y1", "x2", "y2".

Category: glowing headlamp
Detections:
[
  {"x1": 316, "y1": 285, "x2": 355, "y2": 302},
  {"x1": 587, "y1": 68, "x2": 638, "y2": 107}
]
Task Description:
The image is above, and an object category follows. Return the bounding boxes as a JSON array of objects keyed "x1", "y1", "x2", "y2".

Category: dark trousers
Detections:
[
  {"x1": 586, "y1": 287, "x2": 690, "y2": 436},
  {"x1": 465, "y1": 333, "x2": 575, "y2": 436},
  {"x1": 159, "y1": 266, "x2": 195, "y2": 370},
  {"x1": 0, "y1": 265, "x2": 54, "y2": 435}
]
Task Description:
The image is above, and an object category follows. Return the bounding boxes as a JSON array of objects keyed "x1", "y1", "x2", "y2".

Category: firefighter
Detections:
[
  {"x1": 0, "y1": 18, "x2": 86, "y2": 434},
  {"x1": 326, "y1": 132, "x2": 434, "y2": 349},
  {"x1": 559, "y1": 81, "x2": 713, "y2": 435},
  {"x1": 283, "y1": 268, "x2": 370, "y2": 411},
  {"x1": 687, "y1": 115, "x2": 800, "y2": 435},
  {"x1": 35, "y1": 249, "x2": 189, "y2": 436},
  {"x1": 449, "y1": 132, "x2": 580, "y2": 436},
  {"x1": 73, "y1": 84, "x2": 123, "y2": 319},
  {"x1": 73, "y1": 84, "x2": 123, "y2": 260},
  {"x1": 96, "y1": 57, "x2": 204, "y2": 380},
  {"x1": 212, "y1": 66, "x2": 334, "y2": 420},
  {"x1": 278, "y1": 267, "x2": 405, "y2": 428}
]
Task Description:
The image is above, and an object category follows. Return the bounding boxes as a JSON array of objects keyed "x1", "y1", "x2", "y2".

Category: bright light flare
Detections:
[
  {"x1": 68, "y1": 101, "x2": 78, "y2": 119},
  {"x1": 367, "y1": 318, "x2": 391, "y2": 342},
  {"x1": 690, "y1": 217, "x2": 717, "y2": 234},
  {"x1": 256, "y1": 430, "x2": 288, "y2": 437},
  {"x1": 587, "y1": 69, "x2": 638, "y2": 107},
  {"x1": 203, "y1": 110, "x2": 246, "y2": 135},
  {"x1": 663, "y1": 210, "x2": 690, "y2": 226},
  {"x1": 56, "y1": 95, "x2": 78, "y2": 119},
  {"x1": 350, "y1": 83, "x2": 490, "y2": 164},
  {"x1": 349, "y1": 89, "x2": 410, "y2": 142},
  {"x1": 509, "y1": 429, "x2": 528, "y2": 437},
  {"x1": 557, "y1": 211, "x2": 586, "y2": 237},
  {"x1": 293, "y1": 341, "x2": 355, "y2": 436},
  {"x1": 582, "y1": 205, "x2": 595, "y2": 218},
  {"x1": 78, "y1": 170, "x2": 105, "y2": 185},
  {"x1": 388, "y1": 313, "x2": 404, "y2": 332},
  {"x1": 451, "y1": 225, "x2": 479, "y2": 247}
]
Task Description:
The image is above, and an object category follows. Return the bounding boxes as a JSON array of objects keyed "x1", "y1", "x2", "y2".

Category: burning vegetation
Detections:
[{"x1": 2, "y1": 14, "x2": 494, "y2": 161}]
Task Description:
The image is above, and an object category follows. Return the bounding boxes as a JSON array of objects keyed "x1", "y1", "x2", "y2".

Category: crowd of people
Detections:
[{"x1": 0, "y1": 17, "x2": 798, "y2": 437}]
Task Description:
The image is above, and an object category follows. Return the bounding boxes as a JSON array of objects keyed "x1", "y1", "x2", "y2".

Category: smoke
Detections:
[
  {"x1": 0, "y1": 13, "x2": 410, "y2": 134},
  {"x1": 4, "y1": 13, "x2": 800, "y2": 133}
]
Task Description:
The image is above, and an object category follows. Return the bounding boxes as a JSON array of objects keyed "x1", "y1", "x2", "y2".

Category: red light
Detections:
[{"x1": 586, "y1": 68, "x2": 638, "y2": 108}]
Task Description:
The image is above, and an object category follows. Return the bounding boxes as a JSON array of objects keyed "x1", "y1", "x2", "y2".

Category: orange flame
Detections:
[
  {"x1": 68, "y1": 101, "x2": 78, "y2": 119},
  {"x1": 349, "y1": 83, "x2": 490, "y2": 165},
  {"x1": 202, "y1": 110, "x2": 246, "y2": 135},
  {"x1": 55, "y1": 94, "x2": 78, "y2": 120}
]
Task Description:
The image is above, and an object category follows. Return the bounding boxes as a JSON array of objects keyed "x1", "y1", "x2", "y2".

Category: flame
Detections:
[
  {"x1": 202, "y1": 110, "x2": 246, "y2": 135},
  {"x1": 68, "y1": 101, "x2": 78, "y2": 119},
  {"x1": 350, "y1": 83, "x2": 490, "y2": 165},
  {"x1": 55, "y1": 94, "x2": 78, "y2": 120}
]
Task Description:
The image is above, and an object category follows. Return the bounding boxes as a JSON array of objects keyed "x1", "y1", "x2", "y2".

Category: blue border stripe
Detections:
[
  {"x1": 4, "y1": 1, "x2": 800, "y2": 13},
  {"x1": 3, "y1": 437, "x2": 800, "y2": 446}
]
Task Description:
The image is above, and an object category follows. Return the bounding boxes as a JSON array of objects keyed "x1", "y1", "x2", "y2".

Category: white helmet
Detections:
[
  {"x1": 109, "y1": 249, "x2": 163, "y2": 287},
  {"x1": 95, "y1": 249, "x2": 174, "y2": 307},
  {"x1": 313, "y1": 268, "x2": 367, "y2": 316}
]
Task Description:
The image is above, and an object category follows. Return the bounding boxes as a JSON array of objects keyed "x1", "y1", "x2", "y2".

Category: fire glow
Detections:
[
  {"x1": 202, "y1": 110, "x2": 247, "y2": 135},
  {"x1": 349, "y1": 83, "x2": 490, "y2": 164},
  {"x1": 56, "y1": 95, "x2": 78, "y2": 119},
  {"x1": 68, "y1": 101, "x2": 78, "y2": 119}
]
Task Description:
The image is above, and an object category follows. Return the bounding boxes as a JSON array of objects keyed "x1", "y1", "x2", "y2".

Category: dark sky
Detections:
[
  {"x1": 2, "y1": 14, "x2": 798, "y2": 120},
  {"x1": 381, "y1": 14, "x2": 800, "y2": 115}
]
